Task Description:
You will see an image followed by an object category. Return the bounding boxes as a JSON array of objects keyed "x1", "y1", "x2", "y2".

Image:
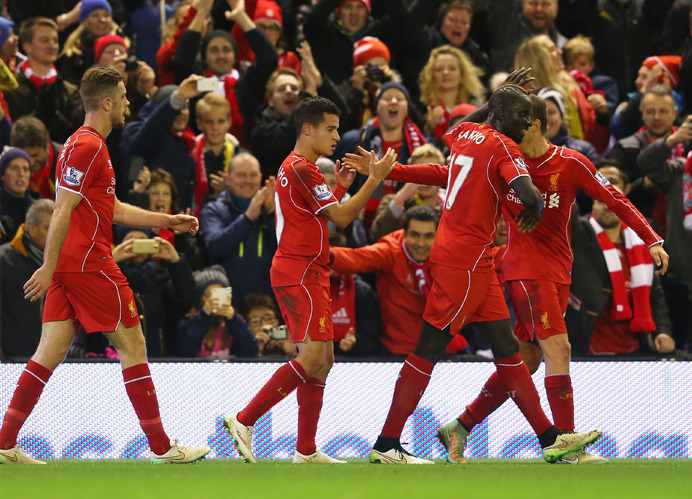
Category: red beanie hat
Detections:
[
  {"x1": 253, "y1": 0, "x2": 283, "y2": 29},
  {"x1": 353, "y1": 36, "x2": 390, "y2": 67},
  {"x1": 94, "y1": 34, "x2": 128, "y2": 63},
  {"x1": 449, "y1": 103, "x2": 477, "y2": 121},
  {"x1": 336, "y1": 0, "x2": 371, "y2": 16},
  {"x1": 642, "y1": 55, "x2": 682, "y2": 86}
]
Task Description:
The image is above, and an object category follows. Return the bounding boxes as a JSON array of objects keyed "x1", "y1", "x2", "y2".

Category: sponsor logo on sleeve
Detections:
[
  {"x1": 63, "y1": 167, "x2": 85, "y2": 187},
  {"x1": 514, "y1": 157, "x2": 528, "y2": 171},
  {"x1": 595, "y1": 171, "x2": 611, "y2": 187},
  {"x1": 313, "y1": 184, "x2": 332, "y2": 201}
]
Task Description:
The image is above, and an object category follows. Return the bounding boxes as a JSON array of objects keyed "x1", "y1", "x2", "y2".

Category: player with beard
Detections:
[
  {"x1": 0, "y1": 68, "x2": 210, "y2": 465},
  {"x1": 225, "y1": 96, "x2": 397, "y2": 464},
  {"x1": 437, "y1": 93, "x2": 667, "y2": 464},
  {"x1": 345, "y1": 78, "x2": 602, "y2": 464}
]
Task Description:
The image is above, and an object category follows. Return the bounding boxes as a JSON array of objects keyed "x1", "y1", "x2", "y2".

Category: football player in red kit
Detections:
[
  {"x1": 0, "y1": 68, "x2": 211, "y2": 464},
  {"x1": 345, "y1": 81, "x2": 602, "y2": 465},
  {"x1": 438, "y1": 93, "x2": 667, "y2": 464},
  {"x1": 224, "y1": 96, "x2": 397, "y2": 464}
]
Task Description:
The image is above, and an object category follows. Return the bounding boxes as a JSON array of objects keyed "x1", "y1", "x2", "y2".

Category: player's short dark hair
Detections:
[
  {"x1": 80, "y1": 67, "x2": 123, "y2": 111},
  {"x1": 595, "y1": 160, "x2": 630, "y2": 185},
  {"x1": 488, "y1": 85, "x2": 530, "y2": 119},
  {"x1": 529, "y1": 94, "x2": 547, "y2": 134},
  {"x1": 293, "y1": 96, "x2": 340, "y2": 136},
  {"x1": 10, "y1": 116, "x2": 50, "y2": 149},
  {"x1": 402, "y1": 205, "x2": 440, "y2": 231}
]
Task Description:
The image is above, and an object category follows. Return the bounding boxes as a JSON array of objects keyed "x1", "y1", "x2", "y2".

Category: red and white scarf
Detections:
[
  {"x1": 205, "y1": 68, "x2": 244, "y2": 128},
  {"x1": 191, "y1": 133, "x2": 236, "y2": 215},
  {"x1": 402, "y1": 237, "x2": 432, "y2": 300},
  {"x1": 682, "y1": 151, "x2": 692, "y2": 230},
  {"x1": 589, "y1": 216, "x2": 656, "y2": 332},
  {"x1": 330, "y1": 273, "x2": 356, "y2": 343},
  {"x1": 372, "y1": 115, "x2": 425, "y2": 159},
  {"x1": 20, "y1": 60, "x2": 57, "y2": 89}
]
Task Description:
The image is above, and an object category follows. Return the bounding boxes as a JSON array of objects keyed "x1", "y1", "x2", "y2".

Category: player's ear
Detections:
[
  {"x1": 102, "y1": 96, "x2": 112, "y2": 112},
  {"x1": 302, "y1": 122, "x2": 312, "y2": 136}
]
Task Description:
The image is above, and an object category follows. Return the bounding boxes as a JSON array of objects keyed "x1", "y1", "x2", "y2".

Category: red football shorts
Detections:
[
  {"x1": 505, "y1": 279, "x2": 569, "y2": 342},
  {"x1": 423, "y1": 263, "x2": 509, "y2": 334},
  {"x1": 43, "y1": 270, "x2": 140, "y2": 333},
  {"x1": 273, "y1": 284, "x2": 333, "y2": 343}
]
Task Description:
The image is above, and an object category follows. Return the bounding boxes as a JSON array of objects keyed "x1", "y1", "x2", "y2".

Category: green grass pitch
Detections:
[{"x1": 2, "y1": 459, "x2": 691, "y2": 498}]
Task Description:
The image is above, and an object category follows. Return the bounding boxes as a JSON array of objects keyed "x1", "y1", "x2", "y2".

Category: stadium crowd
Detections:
[{"x1": 0, "y1": 0, "x2": 691, "y2": 362}]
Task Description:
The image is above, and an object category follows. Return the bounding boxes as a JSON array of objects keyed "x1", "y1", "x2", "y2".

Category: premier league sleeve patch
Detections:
[
  {"x1": 595, "y1": 171, "x2": 611, "y2": 187},
  {"x1": 312, "y1": 184, "x2": 332, "y2": 201},
  {"x1": 62, "y1": 166, "x2": 85, "y2": 187},
  {"x1": 514, "y1": 157, "x2": 528, "y2": 171}
]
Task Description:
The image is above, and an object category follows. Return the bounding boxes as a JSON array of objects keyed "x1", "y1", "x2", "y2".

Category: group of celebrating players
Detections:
[{"x1": 0, "y1": 66, "x2": 667, "y2": 466}]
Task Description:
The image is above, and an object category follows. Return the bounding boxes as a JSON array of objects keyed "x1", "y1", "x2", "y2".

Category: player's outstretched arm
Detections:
[
  {"x1": 322, "y1": 149, "x2": 397, "y2": 228},
  {"x1": 509, "y1": 176, "x2": 544, "y2": 233},
  {"x1": 24, "y1": 188, "x2": 81, "y2": 301},
  {"x1": 113, "y1": 199, "x2": 199, "y2": 235},
  {"x1": 343, "y1": 147, "x2": 448, "y2": 186}
]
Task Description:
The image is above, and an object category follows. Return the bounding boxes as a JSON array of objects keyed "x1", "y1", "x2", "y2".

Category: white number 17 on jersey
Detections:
[{"x1": 445, "y1": 154, "x2": 474, "y2": 210}]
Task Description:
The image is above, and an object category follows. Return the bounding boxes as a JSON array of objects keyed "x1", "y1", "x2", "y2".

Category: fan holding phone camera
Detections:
[{"x1": 177, "y1": 265, "x2": 258, "y2": 358}]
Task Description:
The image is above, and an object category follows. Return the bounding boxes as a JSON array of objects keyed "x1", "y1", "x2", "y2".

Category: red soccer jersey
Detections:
[
  {"x1": 389, "y1": 122, "x2": 529, "y2": 272},
  {"x1": 55, "y1": 126, "x2": 119, "y2": 273},
  {"x1": 501, "y1": 144, "x2": 662, "y2": 284},
  {"x1": 271, "y1": 152, "x2": 339, "y2": 287}
]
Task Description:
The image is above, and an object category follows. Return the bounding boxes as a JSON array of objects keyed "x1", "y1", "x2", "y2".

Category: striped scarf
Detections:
[{"x1": 589, "y1": 216, "x2": 656, "y2": 332}]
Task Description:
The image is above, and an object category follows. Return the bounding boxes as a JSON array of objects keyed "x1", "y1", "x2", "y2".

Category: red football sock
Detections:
[
  {"x1": 494, "y1": 354, "x2": 552, "y2": 436},
  {"x1": 459, "y1": 371, "x2": 509, "y2": 432},
  {"x1": 122, "y1": 364, "x2": 171, "y2": 456},
  {"x1": 380, "y1": 354, "x2": 434, "y2": 439},
  {"x1": 296, "y1": 377, "x2": 325, "y2": 455},
  {"x1": 545, "y1": 374, "x2": 574, "y2": 433},
  {"x1": 238, "y1": 359, "x2": 307, "y2": 426},
  {"x1": 0, "y1": 360, "x2": 52, "y2": 450}
]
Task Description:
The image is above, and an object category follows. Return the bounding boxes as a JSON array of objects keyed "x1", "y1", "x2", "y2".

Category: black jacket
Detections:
[{"x1": 565, "y1": 213, "x2": 672, "y2": 356}]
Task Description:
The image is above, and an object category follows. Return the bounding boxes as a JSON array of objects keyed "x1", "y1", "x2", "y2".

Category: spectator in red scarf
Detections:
[
  {"x1": 566, "y1": 169, "x2": 674, "y2": 356},
  {"x1": 5, "y1": 17, "x2": 79, "y2": 143},
  {"x1": 333, "y1": 81, "x2": 427, "y2": 237},
  {"x1": 9, "y1": 116, "x2": 62, "y2": 200},
  {"x1": 329, "y1": 205, "x2": 440, "y2": 356},
  {"x1": 172, "y1": 0, "x2": 277, "y2": 147}
]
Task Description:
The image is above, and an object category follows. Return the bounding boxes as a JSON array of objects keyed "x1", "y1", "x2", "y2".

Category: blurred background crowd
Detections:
[{"x1": 0, "y1": 0, "x2": 690, "y2": 362}]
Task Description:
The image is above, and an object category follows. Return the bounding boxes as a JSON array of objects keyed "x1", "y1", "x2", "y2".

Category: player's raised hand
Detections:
[
  {"x1": 503, "y1": 67, "x2": 534, "y2": 89},
  {"x1": 649, "y1": 244, "x2": 669, "y2": 275},
  {"x1": 371, "y1": 147, "x2": 397, "y2": 181},
  {"x1": 342, "y1": 146, "x2": 373, "y2": 175},
  {"x1": 169, "y1": 213, "x2": 199, "y2": 234},
  {"x1": 335, "y1": 159, "x2": 356, "y2": 189},
  {"x1": 24, "y1": 265, "x2": 54, "y2": 302},
  {"x1": 514, "y1": 208, "x2": 543, "y2": 233}
]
